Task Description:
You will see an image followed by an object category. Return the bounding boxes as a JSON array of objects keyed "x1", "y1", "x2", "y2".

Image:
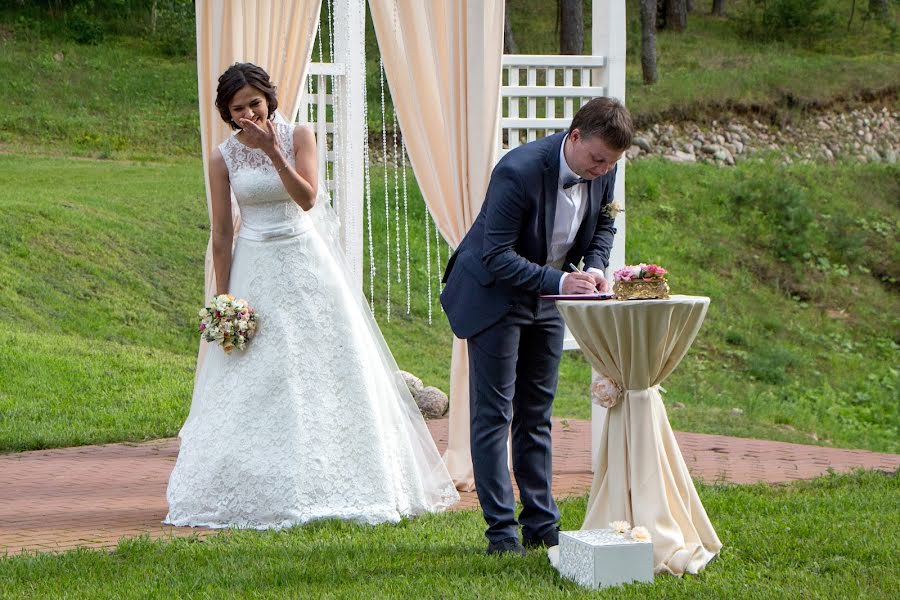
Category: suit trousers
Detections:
[{"x1": 467, "y1": 296, "x2": 564, "y2": 543}]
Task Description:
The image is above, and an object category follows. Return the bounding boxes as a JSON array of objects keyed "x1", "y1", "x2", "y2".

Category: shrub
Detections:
[
  {"x1": 729, "y1": 175, "x2": 816, "y2": 264},
  {"x1": 152, "y1": 0, "x2": 194, "y2": 57},
  {"x1": 734, "y1": 0, "x2": 840, "y2": 46},
  {"x1": 747, "y1": 345, "x2": 798, "y2": 384},
  {"x1": 67, "y1": 4, "x2": 104, "y2": 45}
]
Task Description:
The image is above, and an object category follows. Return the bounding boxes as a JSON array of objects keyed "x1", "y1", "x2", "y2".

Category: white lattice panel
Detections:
[
  {"x1": 500, "y1": 54, "x2": 607, "y2": 157},
  {"x1": 297, "y1": 62, "x2": 345, "y2": 195}
]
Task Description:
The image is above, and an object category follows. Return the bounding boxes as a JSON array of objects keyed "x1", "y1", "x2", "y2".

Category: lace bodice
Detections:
[{"x1": 219, "y1": 121, "x2": 304, "y2": 231}]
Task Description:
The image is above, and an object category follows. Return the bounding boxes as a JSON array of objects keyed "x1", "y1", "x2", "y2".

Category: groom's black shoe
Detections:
[
  {"x1": 523, "y1": 527, "x2": 560, "y2": 549},
  {"x1": 486, "y1": 537, "x2": 527, "y2": 557}
]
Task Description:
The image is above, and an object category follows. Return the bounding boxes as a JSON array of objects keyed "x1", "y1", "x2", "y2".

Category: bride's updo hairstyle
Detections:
[{"x1": 215, "y1": 62, "x2": 279, "y2": 130}]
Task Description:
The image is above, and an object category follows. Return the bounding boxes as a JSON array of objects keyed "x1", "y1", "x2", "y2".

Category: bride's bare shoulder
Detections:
[{"x1": 292, "y1": 123, "x2": 316, "y2": 150}]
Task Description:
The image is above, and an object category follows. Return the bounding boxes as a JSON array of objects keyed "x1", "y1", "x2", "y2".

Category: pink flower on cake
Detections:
[
  {"x1": 642, "y1": 264, "x2": 668, "y2": 279},
  {"x1": 614, "y1": 264, "x2": 668, "y2": 282},
  {"x1": 613, "y1": 266, "x2": 636, "y2": 282}
]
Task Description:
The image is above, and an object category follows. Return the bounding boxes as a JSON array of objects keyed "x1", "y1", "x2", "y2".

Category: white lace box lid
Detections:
[{"x1": 558, "y1": 529, "x2": 653, "y2": 589}]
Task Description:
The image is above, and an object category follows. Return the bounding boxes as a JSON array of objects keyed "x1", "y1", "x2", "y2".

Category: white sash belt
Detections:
[{"x1": 238, "y1": 218, "x2": 313, "y2": 242}]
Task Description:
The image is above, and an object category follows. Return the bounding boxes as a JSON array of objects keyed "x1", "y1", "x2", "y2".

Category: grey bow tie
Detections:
[{"x1": 562, "y1": 177, "x2": 588, "y2": 190}]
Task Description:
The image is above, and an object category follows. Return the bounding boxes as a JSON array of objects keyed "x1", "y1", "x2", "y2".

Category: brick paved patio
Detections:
[{"x1": 2, "y1": 418, "x2": 898, "y2": 556}]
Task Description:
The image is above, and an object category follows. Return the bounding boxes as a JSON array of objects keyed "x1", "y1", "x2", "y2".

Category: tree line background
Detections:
[
  {"x1": 6, "y1": 1, "x2": 898, "y2": 82},
  {"x1": 508, "y1": 0, "x2": 897, "y2": 84}
]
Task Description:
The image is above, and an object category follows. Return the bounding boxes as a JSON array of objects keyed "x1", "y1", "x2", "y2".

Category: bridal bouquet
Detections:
[{"x1": 198, "y1": 294, "x2": 258, "y2": 353}]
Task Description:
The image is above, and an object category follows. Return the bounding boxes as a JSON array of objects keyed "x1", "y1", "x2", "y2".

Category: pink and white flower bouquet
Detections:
[{"x1": 198, "y1": 294, "x2": 258, "y2": 353}]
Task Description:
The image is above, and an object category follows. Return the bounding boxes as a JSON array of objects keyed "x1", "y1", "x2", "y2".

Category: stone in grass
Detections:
[
  {"x1": 416, "y1": 386, "x2": 449, "y2": 419},
  {"x1": 557, "y1": 529, "x2": 653, "y2": 590},
  {"x1": 399, "y1": 370, "x2": 424, "y2": 396}
]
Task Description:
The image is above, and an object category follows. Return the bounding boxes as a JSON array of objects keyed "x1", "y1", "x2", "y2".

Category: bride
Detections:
[{"x1": 165, "y1": 63, "x2": 459, "y2": 529}]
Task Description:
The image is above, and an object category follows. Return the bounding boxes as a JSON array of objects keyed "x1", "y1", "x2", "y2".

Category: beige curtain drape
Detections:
[
  {"x1": 194, "y1": 0, "x2": 322, "y2": 373},
  {"x1": 369, "y1": 0, "x2": 505, "y2": 491}
]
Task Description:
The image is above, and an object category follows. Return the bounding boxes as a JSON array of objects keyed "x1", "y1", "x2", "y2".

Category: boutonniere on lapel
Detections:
[{"x1": 603, "y1": 201, "x2": 625, "y2": 219}]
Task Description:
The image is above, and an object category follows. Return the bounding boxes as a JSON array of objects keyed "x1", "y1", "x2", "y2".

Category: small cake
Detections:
[{"x1": 612, "y1": 264, "x2": 669, "y2": 300}]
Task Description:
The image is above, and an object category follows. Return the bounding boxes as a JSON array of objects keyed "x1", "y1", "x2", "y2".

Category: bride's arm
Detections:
[
  {"x1": 287, "y1": 125, "x2": 318, "y2": 210},
  {"x1": 209, "y1": 149, "x2": 233, "y2": 295}
]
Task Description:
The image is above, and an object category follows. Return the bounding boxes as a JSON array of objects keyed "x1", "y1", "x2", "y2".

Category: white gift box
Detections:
[{"x1": 558, "y1": 529, "x2": 654, "y2": 589}]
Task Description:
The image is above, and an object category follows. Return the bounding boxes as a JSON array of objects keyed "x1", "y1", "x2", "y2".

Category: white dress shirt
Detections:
[{"x1": 552, "y1": 134, "x2": 604, "y2": 293}]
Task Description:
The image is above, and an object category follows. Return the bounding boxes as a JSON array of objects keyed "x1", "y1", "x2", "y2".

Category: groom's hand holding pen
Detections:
[
  {"x1": 568, "y1": 262, "x2": 611, "y2": 294},
  {"x1": 561, "y1": 263, "x2": 600, "y2": 295}
]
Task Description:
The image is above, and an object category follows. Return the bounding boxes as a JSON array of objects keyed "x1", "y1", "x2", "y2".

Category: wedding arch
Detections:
[{"x1": 194, "y1": 0, "x2": 626, "y2": 491}]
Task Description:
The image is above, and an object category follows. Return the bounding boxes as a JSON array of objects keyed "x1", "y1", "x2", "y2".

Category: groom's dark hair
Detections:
[
  {"x1": 216, "y1": 63, "x2": 279, "y2": 130},
  {"x1": 569, "y1": 97, "x2": 633, "y2": 151}
]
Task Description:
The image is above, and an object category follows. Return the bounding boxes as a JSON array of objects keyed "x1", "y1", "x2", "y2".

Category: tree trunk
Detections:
[
  {"x1": 666, "y1": 0, "x2": 688, "y2": 31},
  {"x1": 150, "y1": 0, "x2": 158, "y2": 35},
  {"x1": 641, "y1": 0, "x2": 658, "y2": 84},
  {"x1": 686, "y1": 0, "x2": 694, "y2": 12},
  {"x1": 503, "y1": 1, "x2": 518, "y2": 54},
  {"x1": 711, "y1": 0, "x2": 726, "y2": 17},
  {"x1": 868, "y1": 0, "x2": 889, "y2": 20},
  {"x1": 558, "y1": 0, "x2": 584, "y2": 55}
]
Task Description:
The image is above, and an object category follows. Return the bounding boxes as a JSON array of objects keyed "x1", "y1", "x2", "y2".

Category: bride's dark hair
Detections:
[{"x1": 215, "y1": 63, "x2": 279, "y2": 130}]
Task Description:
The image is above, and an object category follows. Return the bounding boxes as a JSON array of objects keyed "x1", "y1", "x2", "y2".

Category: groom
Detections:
[{"x1": 440, "y1": 97, "x2": 634, "y2": 556}]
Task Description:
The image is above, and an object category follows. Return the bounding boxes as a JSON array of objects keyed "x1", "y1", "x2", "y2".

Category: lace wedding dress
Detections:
[{"x1": 165, "y1": 121, "x2": 459, "y2": 529}]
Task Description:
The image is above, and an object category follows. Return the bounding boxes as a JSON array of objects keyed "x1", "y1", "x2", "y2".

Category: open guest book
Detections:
[{"x1": 540, "y1": 293, "x2": 615, "y2": 301}]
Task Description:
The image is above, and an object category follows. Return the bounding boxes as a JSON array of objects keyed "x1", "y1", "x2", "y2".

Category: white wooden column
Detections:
[
  {"x1": 332, "y1": 0, "x2": 366, "y2": 290},
  {"x1": 590, "y1": 0, "x2": 627, "y2": 470}
]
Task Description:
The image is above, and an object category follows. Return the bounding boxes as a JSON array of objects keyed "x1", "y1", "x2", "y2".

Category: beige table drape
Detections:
[
  {"x1": 194, "y1": 0, "x2": 322, "y2": 374},
  {"x1": 369, "y1": 0, "x2": 505, "y2": 491},
  {"x1": 557, "y1": 295, "x2": 722, "y2": 576}
]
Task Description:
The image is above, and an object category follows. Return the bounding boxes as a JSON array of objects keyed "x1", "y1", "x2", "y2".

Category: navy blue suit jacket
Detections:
[{"x1": 440, "y1": 131, "x2": 619, "y2": 339}]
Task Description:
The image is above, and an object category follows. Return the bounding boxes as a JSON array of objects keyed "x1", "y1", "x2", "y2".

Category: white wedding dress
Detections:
[{"x1": 165, "y1": 121, "x2": 458, "y2": 529}]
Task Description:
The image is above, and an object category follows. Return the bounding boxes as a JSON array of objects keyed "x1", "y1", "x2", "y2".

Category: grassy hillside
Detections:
[
  {"x1": 1, "y1": 153, "x2": 897, "y2": 453},
  {"x1": 0, "y1": 2, "x2": 896, "y2": 454}
]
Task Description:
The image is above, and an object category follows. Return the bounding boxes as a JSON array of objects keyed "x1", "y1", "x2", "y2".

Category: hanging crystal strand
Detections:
[
  {"x1": 345, "y1": 0, "x2": 362, "y2": 281},
  {"x1": 326, "y1": 0, "x2": 335, "y2": 61},
  {"x1": 378, "y1": 59, "x2": 391, "y2": 321},
  {"x1": 401, "y1": 138, "x2": 411, "y2": 315},
  {"x1": 433, "y1": 214, "x2": 444, "y2": 312},
  {"x1": 362, "y1": 93, "x2": 375, "y2": 315},
  {"x1": 312, "y1": 20, "x2": 323, "y2": 123},
  {"x1": 325, "y1": 0, "x2": 337, "y2": 200},
  {"x1": 392, "y1": 112, "x2": 402, "y2": 284},
  {"x1": 424, "y1": 205, "x2": 433, "y2": 325},
  {"x1": 306, "y1": 75, "x2": 314, "y2": 127},
  {"x1": 311, "y1": 22, "x2": 322, "y2": 187}
]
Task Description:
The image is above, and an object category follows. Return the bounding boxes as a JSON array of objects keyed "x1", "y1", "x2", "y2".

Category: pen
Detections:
[{"x1": 569, "y1": 262, "x2": 606, "y2": 294}]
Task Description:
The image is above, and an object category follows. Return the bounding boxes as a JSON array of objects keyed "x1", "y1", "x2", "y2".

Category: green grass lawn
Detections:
[
  {"x1": 1, "y1": 4, "x2": 897, "y2": 597},
  {"x1": 0, "y1": 470, "x2": 896, "y2": 598},
  {"x1": 1, "y1": 153, "x2": 897, "y2": 454}
]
